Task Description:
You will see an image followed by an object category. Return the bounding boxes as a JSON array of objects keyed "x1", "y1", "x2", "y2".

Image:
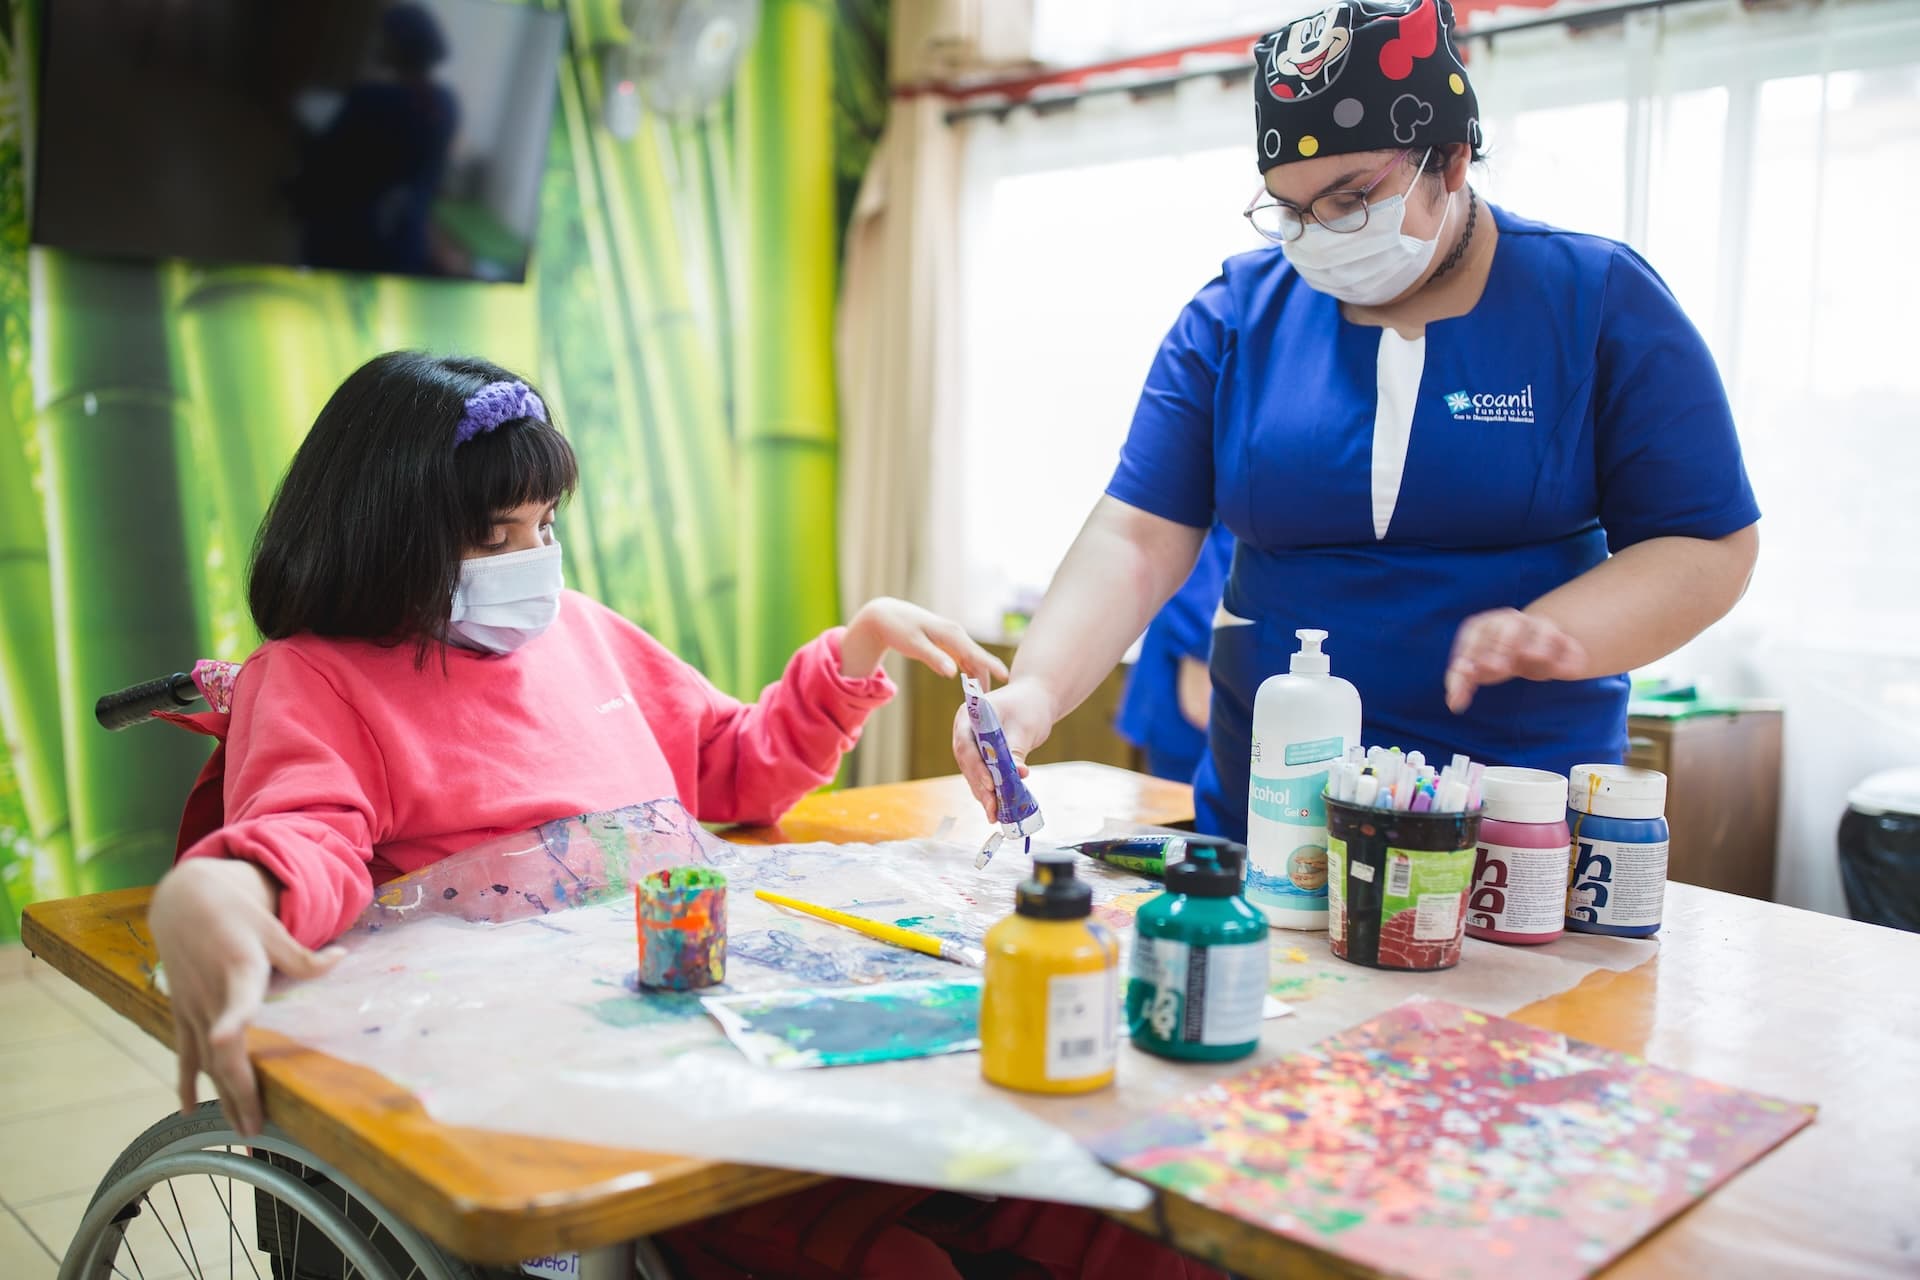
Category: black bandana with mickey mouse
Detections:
[{"x1": 1252, "y1": 0, "x2": 1481, "y2": 172}]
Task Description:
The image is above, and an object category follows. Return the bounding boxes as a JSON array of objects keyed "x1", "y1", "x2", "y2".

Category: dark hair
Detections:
[
  {"x1": 1414, "y1": 141, "x2": 1486, "y2": 176},
  {"x1": 248, "y1": 351, "x2": 578, "y2": 661},
  {"x1": 382, "y1": 4, "x2": 449, "y2": 74}
]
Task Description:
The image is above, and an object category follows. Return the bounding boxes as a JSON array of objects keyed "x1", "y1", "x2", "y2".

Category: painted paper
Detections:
[
  {"x1": 1091, "y1": 998, "x2": 1816, "y2": 1280},
  {"x1": 704, "y1": 978, "x2": 982, "y2": 1069}
]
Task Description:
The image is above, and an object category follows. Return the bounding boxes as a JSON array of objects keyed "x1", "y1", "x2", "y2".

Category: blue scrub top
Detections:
[
  {"x1": 1106, "y1": 205, "x2": 1760, "y2": 840},
  {"x1": 1116, "y1": 523, "x2": 1235, "y2": 783}
]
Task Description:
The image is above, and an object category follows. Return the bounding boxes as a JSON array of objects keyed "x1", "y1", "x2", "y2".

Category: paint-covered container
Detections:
[
  {"x1": 1326, "y1": 796, "x2": 1482, "y2": 970},
  {"x1": 1127, "y1": 847, "x2": 1270, "y2": 1061},
  {"x1": 981, "y1": 853, "x2": 1118, "y2": 1094},
  {"x1": 1566, "y1": 765, "x2": 1669, "y2": 938},
  {"x1": 1467, "y1": 768, "x2": 1572, "y2": 945},
  {"x1": 635, "y1": 867, "x2": 727, "y2": 990}
]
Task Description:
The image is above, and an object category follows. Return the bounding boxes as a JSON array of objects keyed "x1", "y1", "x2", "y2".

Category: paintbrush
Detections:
[{"x1": 753, "y1": 889, "x2": 985, "y2": 969}]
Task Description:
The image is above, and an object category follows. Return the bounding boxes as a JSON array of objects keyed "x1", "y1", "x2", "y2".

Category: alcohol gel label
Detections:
[
  {"x1": 1284, "y1": 736, "x2": 1344, "y2": 767},
  {"x1": 1248, "y1": 771, "x2": 1329, "y2": 826}
]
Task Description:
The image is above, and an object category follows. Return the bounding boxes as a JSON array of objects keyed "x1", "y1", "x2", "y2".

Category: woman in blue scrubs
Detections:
[
  {"x1": 957, "y1": 0, "x2": 1760, "y2": 840},
  {"x1": 1116, "y1": 524, "x2": 1235, "y2": 782}
]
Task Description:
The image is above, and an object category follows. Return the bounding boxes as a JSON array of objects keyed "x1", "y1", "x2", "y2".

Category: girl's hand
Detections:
[
  {"x1": 841, "y1": 597, "x2": 1009, "y2": 684},
  {"x1": 148, "y1": 858, "x2": 344, "y2": 1136},
  {"x1": 951, "y1": 678, "x2": 1055, "y2": 820},
  {"x1": 1445, "y1": 608, "x2": 1590, "y2": 712}
]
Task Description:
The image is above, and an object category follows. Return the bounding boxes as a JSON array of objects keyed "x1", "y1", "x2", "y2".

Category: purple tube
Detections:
[{"x1": 963, "y1": 675, "x2": 1044, "y2": 867}]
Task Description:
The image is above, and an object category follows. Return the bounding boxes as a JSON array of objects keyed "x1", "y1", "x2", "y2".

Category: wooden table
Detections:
[{"x1": 22, "y1": 762, "x2": 1920, "y2": 1278}]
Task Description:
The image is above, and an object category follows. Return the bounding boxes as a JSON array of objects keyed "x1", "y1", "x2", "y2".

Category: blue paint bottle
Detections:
[{"x1": 1565, "y1": 765, "x2": 1669, "y2": 937}]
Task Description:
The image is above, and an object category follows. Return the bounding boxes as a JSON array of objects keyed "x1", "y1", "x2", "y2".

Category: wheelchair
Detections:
[{"x1": 56, "y1": 667, "x2": 672, "y2": 1280}]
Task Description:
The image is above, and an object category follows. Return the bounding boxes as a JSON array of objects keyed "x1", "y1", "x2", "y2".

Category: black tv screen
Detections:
[{"x1": 34, "y1": 0, "x2": 567, "y2": 283}]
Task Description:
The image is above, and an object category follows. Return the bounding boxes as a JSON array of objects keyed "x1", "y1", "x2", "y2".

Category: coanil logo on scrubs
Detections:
[{"x1": 1444, "y1": 386, "x2": 1536, "y2": 425}]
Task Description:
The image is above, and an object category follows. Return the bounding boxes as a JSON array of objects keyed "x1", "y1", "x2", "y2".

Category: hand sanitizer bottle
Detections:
[{"x1": 1246, "y1": 629, "x2": 1362, "y2": 930}]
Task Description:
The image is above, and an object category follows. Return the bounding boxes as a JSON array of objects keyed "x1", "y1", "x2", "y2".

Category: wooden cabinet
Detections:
[
  {"x1": 1625, "y1": 708, "x2": 1782, "y2": 902},
  {"x1": 905, "y1": 641, "x2": 1142, "y2": 781}
]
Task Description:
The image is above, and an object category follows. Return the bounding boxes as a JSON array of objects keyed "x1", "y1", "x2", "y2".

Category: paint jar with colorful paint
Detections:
[
  {"x1": 1128, "y1": 847, "x2": 1270, "y2": 1061},
  {"x1": 1466, "y1": 767, "x2": 1572, "y2": 945},
  {"x1": 1326, "y1": 795, "x2": 1482, "y2": 970},
  {"x1": 980, "y1": 852, "x2": 1118, "y2": 1094},
  {"x1": 1566, "y1": 765, "x2": 1669, "y2": 938},
  {"x1": 635, "y1": 866, "x2": 727, "y2": 990}
]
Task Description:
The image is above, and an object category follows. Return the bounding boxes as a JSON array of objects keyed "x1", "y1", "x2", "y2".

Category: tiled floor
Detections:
[{"x1": 0, "y1": 940, "x2": 215, "y2": 1278}]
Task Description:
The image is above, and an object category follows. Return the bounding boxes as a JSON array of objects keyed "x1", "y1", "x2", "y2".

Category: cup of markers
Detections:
[{"x1": 1323, "y1": 748, "x2": 1486, "y2": 972}]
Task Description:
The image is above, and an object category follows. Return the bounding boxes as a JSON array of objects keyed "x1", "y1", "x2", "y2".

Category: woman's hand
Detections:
[
  {"x1": 1445, "y1": 608, "x2": 1590, "y2": 713},
  {"x1": 148, "y1": 858, "x2": 344, "y2": 1136},
  {"x1": 840, "y1": 597, "x2": 1009, "y2": 684},
  {"x1": 951, "y1": 678, "x2": 1056, "y2": 820}
]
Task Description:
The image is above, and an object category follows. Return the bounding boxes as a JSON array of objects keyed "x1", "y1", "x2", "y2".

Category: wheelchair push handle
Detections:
[{"x1": 95, "y1": 672, "x2": 204, "y2": 731}]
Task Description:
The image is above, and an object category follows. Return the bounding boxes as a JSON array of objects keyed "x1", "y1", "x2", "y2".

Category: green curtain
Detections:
[
  {"x1": 732, "y1": 0, "x2": 845, "y2": 695},
  {"x1": 0, "y1": 0, "x2": 892, "y2": 930},
  {"x1": 33, "y1": 253, "x2": 207, "y2": 893}
]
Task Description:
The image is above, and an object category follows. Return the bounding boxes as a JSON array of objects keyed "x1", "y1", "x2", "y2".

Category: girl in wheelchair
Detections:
[
  {"x1": 149, "y1": 351, "x2": 1002, "y2": 1135},
  {"x1": 147, "y1": 351, "x2": 1218, "y2": 1279}
]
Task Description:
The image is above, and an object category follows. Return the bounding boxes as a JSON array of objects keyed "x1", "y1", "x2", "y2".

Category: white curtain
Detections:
[
  {"x1": 945, "y1": 0, "x2": 1920, "y2": 912},
  {"x1": 836, "y1": 3, "x2": 1034, "y2": 785}
]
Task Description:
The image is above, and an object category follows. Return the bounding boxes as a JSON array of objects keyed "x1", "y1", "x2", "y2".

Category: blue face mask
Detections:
[{"x1": 447, "y1": 540, "x2": 563, "y2": 655}]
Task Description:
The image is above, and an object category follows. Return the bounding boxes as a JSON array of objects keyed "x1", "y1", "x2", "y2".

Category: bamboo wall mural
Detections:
[{"x1": 0, "y1": 0, "x2": 891, "y2": 938}]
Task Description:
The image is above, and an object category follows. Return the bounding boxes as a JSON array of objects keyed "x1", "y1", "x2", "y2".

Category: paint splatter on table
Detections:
[{"x1": 1091, "y1": 998, "x2": 1815, "y2": 1280}]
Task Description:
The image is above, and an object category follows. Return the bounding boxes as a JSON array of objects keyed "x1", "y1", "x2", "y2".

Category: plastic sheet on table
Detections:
[{"x1": 255, "y1": 800, "x2": 1640, "y2": 1209}]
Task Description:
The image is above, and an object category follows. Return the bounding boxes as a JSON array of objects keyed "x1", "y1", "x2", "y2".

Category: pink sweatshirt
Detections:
[{"x1": 179, "y1": 591, "x2": 895, "y2": 948}]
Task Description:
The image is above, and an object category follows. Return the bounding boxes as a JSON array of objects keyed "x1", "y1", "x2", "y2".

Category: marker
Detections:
[{"x1": 755, "y1": 889, "x2": 985, "y2": 968}]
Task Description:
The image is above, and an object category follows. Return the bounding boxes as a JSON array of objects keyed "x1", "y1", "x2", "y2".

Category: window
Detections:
[{"x1": 956, "y1": 85, "x2": 1255, "y2": 634}]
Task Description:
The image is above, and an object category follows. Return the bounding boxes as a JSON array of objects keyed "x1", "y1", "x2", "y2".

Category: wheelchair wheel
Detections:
[{"x1": 60, "y1": 1102, "x2": 483, "y2": 1280}]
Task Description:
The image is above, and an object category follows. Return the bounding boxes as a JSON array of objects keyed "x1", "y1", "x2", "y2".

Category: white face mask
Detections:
[
  {"x1": 1282, "y1": 165, "x2": 1454, "y2": 306},
  {"x1": 447, "y1": 540, "x2": 563, "y2": 655}
]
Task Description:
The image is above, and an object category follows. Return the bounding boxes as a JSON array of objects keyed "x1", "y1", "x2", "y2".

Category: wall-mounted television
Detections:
[{"x1": 33, "y1": 0, "x2": 567, "y2": 283}]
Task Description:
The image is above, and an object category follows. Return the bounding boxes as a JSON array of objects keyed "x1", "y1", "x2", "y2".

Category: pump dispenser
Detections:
[{"x1": 1246, "y1": 629, "x2": 1363, "y2": 930}]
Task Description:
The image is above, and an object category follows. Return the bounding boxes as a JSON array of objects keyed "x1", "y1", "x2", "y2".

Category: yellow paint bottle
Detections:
[{"x1": 980, "y1": 851, "x2": 1119, "y2": 1094}]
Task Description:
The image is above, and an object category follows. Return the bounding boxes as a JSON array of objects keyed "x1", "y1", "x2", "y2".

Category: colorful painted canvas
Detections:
[
  {"x1": 1091, "y1": 998, "x2": 1815, "y2": 1280},
  {"x1": 704, "y1": 978, "x2": 984, "y2": 1070}
]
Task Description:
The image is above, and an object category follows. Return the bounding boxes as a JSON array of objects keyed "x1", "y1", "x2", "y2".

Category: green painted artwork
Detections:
[{"x1": 703, "y1": 978, "x2": 983, "y2": 1070}]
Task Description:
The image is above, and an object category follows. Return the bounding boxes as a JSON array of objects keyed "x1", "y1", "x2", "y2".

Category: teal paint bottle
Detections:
[{"x1": 1126, "y1": 847, "x2": 1270, "y2": 1061}]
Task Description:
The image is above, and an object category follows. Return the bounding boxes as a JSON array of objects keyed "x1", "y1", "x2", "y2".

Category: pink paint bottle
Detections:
[{"x1": 1466, "y1": 768, "x2": 1571, "y2": 945}]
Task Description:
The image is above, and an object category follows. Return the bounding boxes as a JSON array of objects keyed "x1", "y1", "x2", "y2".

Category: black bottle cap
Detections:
[
  {"x1": 1016, "y1": 851, "x2": 1093, "y2": 920},
  {"x1": 1165, "y1": 846, "x2": 1239, "y2": 899},
  {"x1": 1203, "y1": 840, "x2": 1249, "y2": 885}
]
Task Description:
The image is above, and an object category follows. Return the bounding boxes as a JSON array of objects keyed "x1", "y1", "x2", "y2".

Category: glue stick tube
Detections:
[{"x1": 964, "y1": 675, "x2": 1045, "y2": 867}]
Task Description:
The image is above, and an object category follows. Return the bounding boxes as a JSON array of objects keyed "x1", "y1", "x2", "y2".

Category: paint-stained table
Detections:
[{"x1": 21, "y1": 760, "x2": 1920, "y2": 1278}]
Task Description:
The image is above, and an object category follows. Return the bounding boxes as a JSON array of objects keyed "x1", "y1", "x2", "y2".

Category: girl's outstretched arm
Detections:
[{"x1": 640, "y1": 599, "x2": 1003, "y2": 826}]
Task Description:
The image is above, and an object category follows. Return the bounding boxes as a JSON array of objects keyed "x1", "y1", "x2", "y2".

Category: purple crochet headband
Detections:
[{"x1": 453, "y1": 380, "x2": 548, "y2": 446}]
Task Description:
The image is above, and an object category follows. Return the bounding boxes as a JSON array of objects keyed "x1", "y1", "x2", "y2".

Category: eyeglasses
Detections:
[{"x1": 1243, "y1": 149, "x2": 1418, "y2": 243}]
